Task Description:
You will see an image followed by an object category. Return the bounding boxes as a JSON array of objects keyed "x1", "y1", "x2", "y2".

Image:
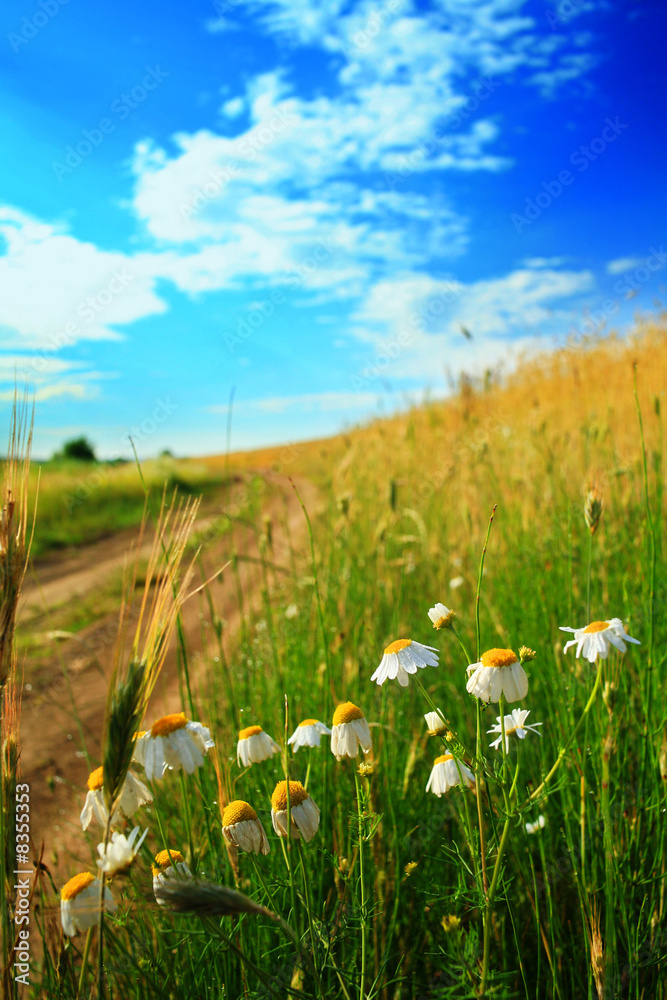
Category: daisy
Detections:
[
  {"x1": 287, "y1": 719, "x2": 332, "y2": 752},
  {"x1": 426, "y1": 754, "x2": 475, "y2": 797},
  {"x1": 141, "y1": 713, "x2": 214, "y2": 781},
  {"x1": 330, "y1": 702, "x2": 372, "y2": 760},
  {"x1": 371, "y1": 639, "x2": 439, "y2": 687},
  {"x1": 96, "y1": 826, "x2": 148, "y2": 877},
  {"x1": 487, "y1": 709, "x2": 543, "y2": 752},
  {"x1": 427, "y1": 603, "x2": 456, "y2": 629},
  {"x1": 236, "y1": 725, "x2": 281, "y2": 767},
  {"x1": 270, "y1": 781, "x2": 320, "y2": 842},
  {"x1": 559, "y1": 618, "x2": 640, "y2": 663},
  {"x1": 424, "y1": 709, "x2": 447, "y2": 735},
  {"x1": 525, "y1": 815, "x2": 546, "y2": 835},
  {"x1": 80, "y1": 766, "x2": 152, "y2": 831},
  {"x1": 151, "y1": 849, "x2": 192, "y2": 905},
  {"x1": 222, "y1": 800, "x2": 270, "y2": 855},
  {"x1": 466, "y1": 648, "x2": 528, "y2": 704},
  {"x1": 60, "y1": 872, "x2": 117, "y2": 937}
]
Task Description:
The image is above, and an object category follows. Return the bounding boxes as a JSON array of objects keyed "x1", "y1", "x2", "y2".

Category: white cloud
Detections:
[
  {"x1": 210, "y1": 389, "x2": 382, "y2": 414},
  {"x1": 607, "y1": 257, "x2": 643, "y2": 275}
]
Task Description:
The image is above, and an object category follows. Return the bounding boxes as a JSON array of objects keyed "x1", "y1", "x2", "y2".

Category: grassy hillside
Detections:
[{"x1": 18, "y1": 319, "x2": 667, "y2": 998}]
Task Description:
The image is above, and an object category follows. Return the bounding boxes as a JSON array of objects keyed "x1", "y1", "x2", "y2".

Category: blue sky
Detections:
[{"x1": 1, "y1": 0, "x2": 666, "y2": 458}]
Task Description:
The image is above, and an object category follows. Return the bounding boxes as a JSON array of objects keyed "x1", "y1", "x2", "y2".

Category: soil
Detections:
[{"x1": 17, "y1": 470, "x2": 318, "y2": 887}]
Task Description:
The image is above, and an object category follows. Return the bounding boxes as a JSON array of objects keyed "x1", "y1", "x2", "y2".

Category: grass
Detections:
[
  {"x1": 20, "y1": 455, "x2": 227, "y2": 559},
  {"x1": 7, "y1": 318, "x2": 667, "y2": 998}
]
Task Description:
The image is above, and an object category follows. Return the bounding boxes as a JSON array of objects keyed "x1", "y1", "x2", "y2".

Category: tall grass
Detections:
[{"x1": 18, "y1": 320, "x2": 667, "y2": 997}]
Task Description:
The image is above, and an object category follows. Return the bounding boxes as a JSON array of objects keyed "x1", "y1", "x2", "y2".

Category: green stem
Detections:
[
  {"x1": 354, "y1": 769, "x2": 369, "y2": 1000},
  {"x1": 633, "y1": 366, "x2": 656, "y2": 676},
  {"x1": 298, "y1": 841, "x2": 322, "y2": 996},
  {"x1": 475, "y1": 699, "x2": 489, "y2": 895},
  {"x1": 76, "y1": 926, "x2": 95, "y2": 1000},
  {"x1": 179, "y1": 771, "x2": 196, "y2": 868},
  {"x1": 586, "y1": 529, "x2": 593, "y2": 625},
  {"x1": 528, "y1": 660, "x2": 604, "y2": 804},
  {"x1": 479, "y1": 815, "x2": 513, "y2": 996},
  {"x1": 451, "y1": 622, "x2": 473, "y2": 668},
  {"x1": 475, "y1": 505, "x2": 497, "y2": 661}
]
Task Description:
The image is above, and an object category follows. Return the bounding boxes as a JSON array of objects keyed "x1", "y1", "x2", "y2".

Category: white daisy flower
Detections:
[
  {"x1": 424, "y1": 710, "x2": 447, "y2": 735},
  {"x1": 371, "y1": 639, "x2": 439, "y2": 687},
  {"x1": 80, "y1": 766, "x2": 152, "y2": 831},
  {"x1": 449, "y1": 576, "x2": 464, "y2": 590},
  {"x1": 330, "y1": 702, "x2": 372, "y2": 760},
  {"x1": 525, "y1": 815, "x2": 546, "y2": 835},
  {"x1": 287, "y1": 719, "x2": 332, "y2": 752},
  {"x1": 426, "y1": 754, "x2": 475, "y2": 797},
  {"x1": 96, "y1": 826, "x2": 148, "y2": 877},
  {"x1": 559, "y1": 618, "x2": 640, "y2": 663},
  {"x1": 285, "y1": 604, "x2": 299, "y2": 619},
  {"x1": 427, "y1": 603, "x2": 456, "y2": 630},
  {"x1": 141, "y1": 713, "x2": 215, "y2": 781},
  {"x1": 236, "y1": 725, "x2": 281, "y2": 767},
  {"x1": 151, "y1": 849, "x2": 193, "y2": 905},
  {"x1": 466, "y1": 648, "x2": 528, "y2": 704},
  {"x1": 222, "y1": 800, "x2": 270, "y2": 855},
  {"x1": 60, "y1": 873, "x2": 117, "y2": 937},
  {"x1": 487, "y1": 709, "x2": 543, "y2": 752},
  {"x1": 270, "y1": 781, "x2": 320, "y2": 842}
]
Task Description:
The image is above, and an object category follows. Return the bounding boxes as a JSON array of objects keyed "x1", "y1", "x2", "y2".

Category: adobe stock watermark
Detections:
[
  {"x1": 566, "y1": 246, "x2": 667, "y2": 339},
  {"x1": 545, "y1": 0, "x2": 587, "y2": 30},
  {"x1": 511, "y1": 117, "x2": 629, "y2": 234},
  {"x1": 337, "y1": 0, "x2": 406, "y2": 58},
  {"x1": 179, "y1": 106, "x2": 293, "y2": 221},
  {"x1": 223, "y1": 239, "x2": 338, "y2": 353},
  {"x1": 51, "y1": 65, "x2": 169, "y2": 181},
  {"x1": 18, "y1": 267, "x2": 134, "y2": 383},
  {"x1": 7, "y1": 0, "x2": 71, "y2": 53}
]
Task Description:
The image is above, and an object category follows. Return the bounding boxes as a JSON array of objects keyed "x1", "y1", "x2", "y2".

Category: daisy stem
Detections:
[
  {"x1": 479, "y1": 757, "x2": 517, "y2": 998},
  {"x1": 298, "y1": 841, "x2": 323, "y2": 996},
  {"x1": 475, "y1": 505, "x2": 497, "y2": 662},
  {"x1": 75, "y1": 926, "x2": 94, "y2": 1000},
  {"x1": 586, "y1": 529, "x2": 593, "y2": 624},
  {"x1": 450, "y1": 623, "x2": 473, "y2": 668},
  {"x1": 282, "y1": 696, "x2": 299, "y2": 932},
  {"x1": 416, "y1": 677, "x2": 473, "y2": 759},
  {"x1": 528, "y1": 659, "x2": 604, "y2": 804},
  {"x1": 97, "y1": 814, "x2": 112, "y2": 1000},
  {"x1": 250, "y1": 855, "x2": 277, "y2": 911},
  {"x1": 354, "y1": 768, "x2": 368, "y2": 1000},
  {"x1": 179, "y1": 771, "x2": 196, "y2": 869},
  {"x1": 475, "y1": 699, "x2": 489, "y2": 895}
]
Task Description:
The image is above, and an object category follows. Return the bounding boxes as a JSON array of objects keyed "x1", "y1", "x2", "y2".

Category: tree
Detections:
[{"x1": 56, "y1": 436, "x2": 97, "y2": 462}]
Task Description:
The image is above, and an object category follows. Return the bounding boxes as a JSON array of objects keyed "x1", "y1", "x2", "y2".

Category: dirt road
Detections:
[{"x1": 18, "y1": 470, "x2": 318, "y2": 884}]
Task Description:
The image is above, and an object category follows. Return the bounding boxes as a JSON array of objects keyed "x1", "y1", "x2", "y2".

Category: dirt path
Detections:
[{"x1": 18, "y1": 470, "x2": 318, "y2": 884}]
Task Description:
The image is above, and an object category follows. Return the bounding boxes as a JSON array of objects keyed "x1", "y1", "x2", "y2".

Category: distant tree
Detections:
[
  {"x1": 159, "y1": 448, "x2": 174, "y2": 458},
  {"x1": 56, "y1": 436, "x2": 97, "y2": 462}
]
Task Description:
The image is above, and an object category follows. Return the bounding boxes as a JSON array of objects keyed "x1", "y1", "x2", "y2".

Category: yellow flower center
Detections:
[
  {"x1": 151, "y1": 713, "x2": 187, "y2": 738},
  {"x1": 434, "y1": 754, "x2": 454, "y2": 765},
  {"x1": 333, "y1": 702, "x2": 364, "y2": 726},
  {"x1": 133, "y1": 731, "x2": 146, "y2": 741},
  {"x1": 153, "y1": 849, "x2": 185, "y2": 870},
  {"x1": 222, "y1": 800, "x2": 258, "y2": 826},
  {"x1": 384, "y1": 638, "x2": 412, "y2": 655},
  {"x1": 583, "y1": 621, "x2": 610, "y2": 634},
  {"x1": 271, "y1": 780, "x2": 309, "y2": 812},
  {"x1": 298, "y1": 718, "x2": 319, "y2": 727},
  {"x1": 87, "y1": 766, "x2": 104, "y2": 791},
  {"x1": 481, "y1": 648, "x2": 518, "y2": 668},
  {"x1": 61, "y1": 871, "x2": 95, "y2": 901},
  {"x1": 238, "y1": 725, "x2": 263, "y2": 741}
]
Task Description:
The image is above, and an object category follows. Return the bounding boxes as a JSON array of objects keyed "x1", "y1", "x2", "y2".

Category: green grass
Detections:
[{"x1": 22, "y1": 322, "x2": 667, "y2": 998}]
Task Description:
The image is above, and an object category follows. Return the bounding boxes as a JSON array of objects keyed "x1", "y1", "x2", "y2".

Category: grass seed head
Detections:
[{"x1": 584, "y1": 486, "x2": 603, "y2": 534}]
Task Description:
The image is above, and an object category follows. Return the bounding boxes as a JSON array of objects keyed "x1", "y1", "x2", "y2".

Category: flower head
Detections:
[
  {"x1": 287, "y1": 719, "x2": 332, "y2": 752},
  {"x1": 427, "y1": 603, "x2": 456, "y2": 629},
  {"x1": 371, "y1": 638, "x2": 438, "y2": 687},
  {"x1": 139, "y1": 713, "x2": 214, "y2": 781},
  {"x1": 426, "y1": 754, "x2": 475, "y2": 797},
  {"x1": 60, "y1": 872, "x2": 117, "y2": 936},
  {"x1": 330, "y1": 702, "x2": 372, "y2": 760},
  {"x1": 96, "y1": 826, "x2": 148, "y2": 877},
  {"x1": 466, "y1": 648, "x2": 528, "y2": 704},
  {"x1": 487, "y1": 709, "x2": 542, "y2": 752},
  {"x1": 222, "y1": 800, "x2": 270, "y2": 855},
  {"x1": 559, "y1": 618, "x2": 640, "y2": 663},
  {"x1": 525, "y1": 815, "x2": 546, "y2": 835},
  {"x1": 424, "y1": 709, "x2": 447, "y2": 736},
  {"x1": 80, "y1": 767, "x2": 152, "y2": 831},
  {"x1": 151, "y1": 848, "x2": 193, "y2": 905},
  {"x1": 237, "y1": 725, "x2": 281, "y2": 767},
  {"x1": 270, "y1": 781, "x2": 320, "y2": 841}
]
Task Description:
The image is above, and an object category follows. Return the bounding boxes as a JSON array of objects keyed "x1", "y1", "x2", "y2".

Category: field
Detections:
[{"x1": 2, "y1": 319, "x2": 666, "y2": 999}]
